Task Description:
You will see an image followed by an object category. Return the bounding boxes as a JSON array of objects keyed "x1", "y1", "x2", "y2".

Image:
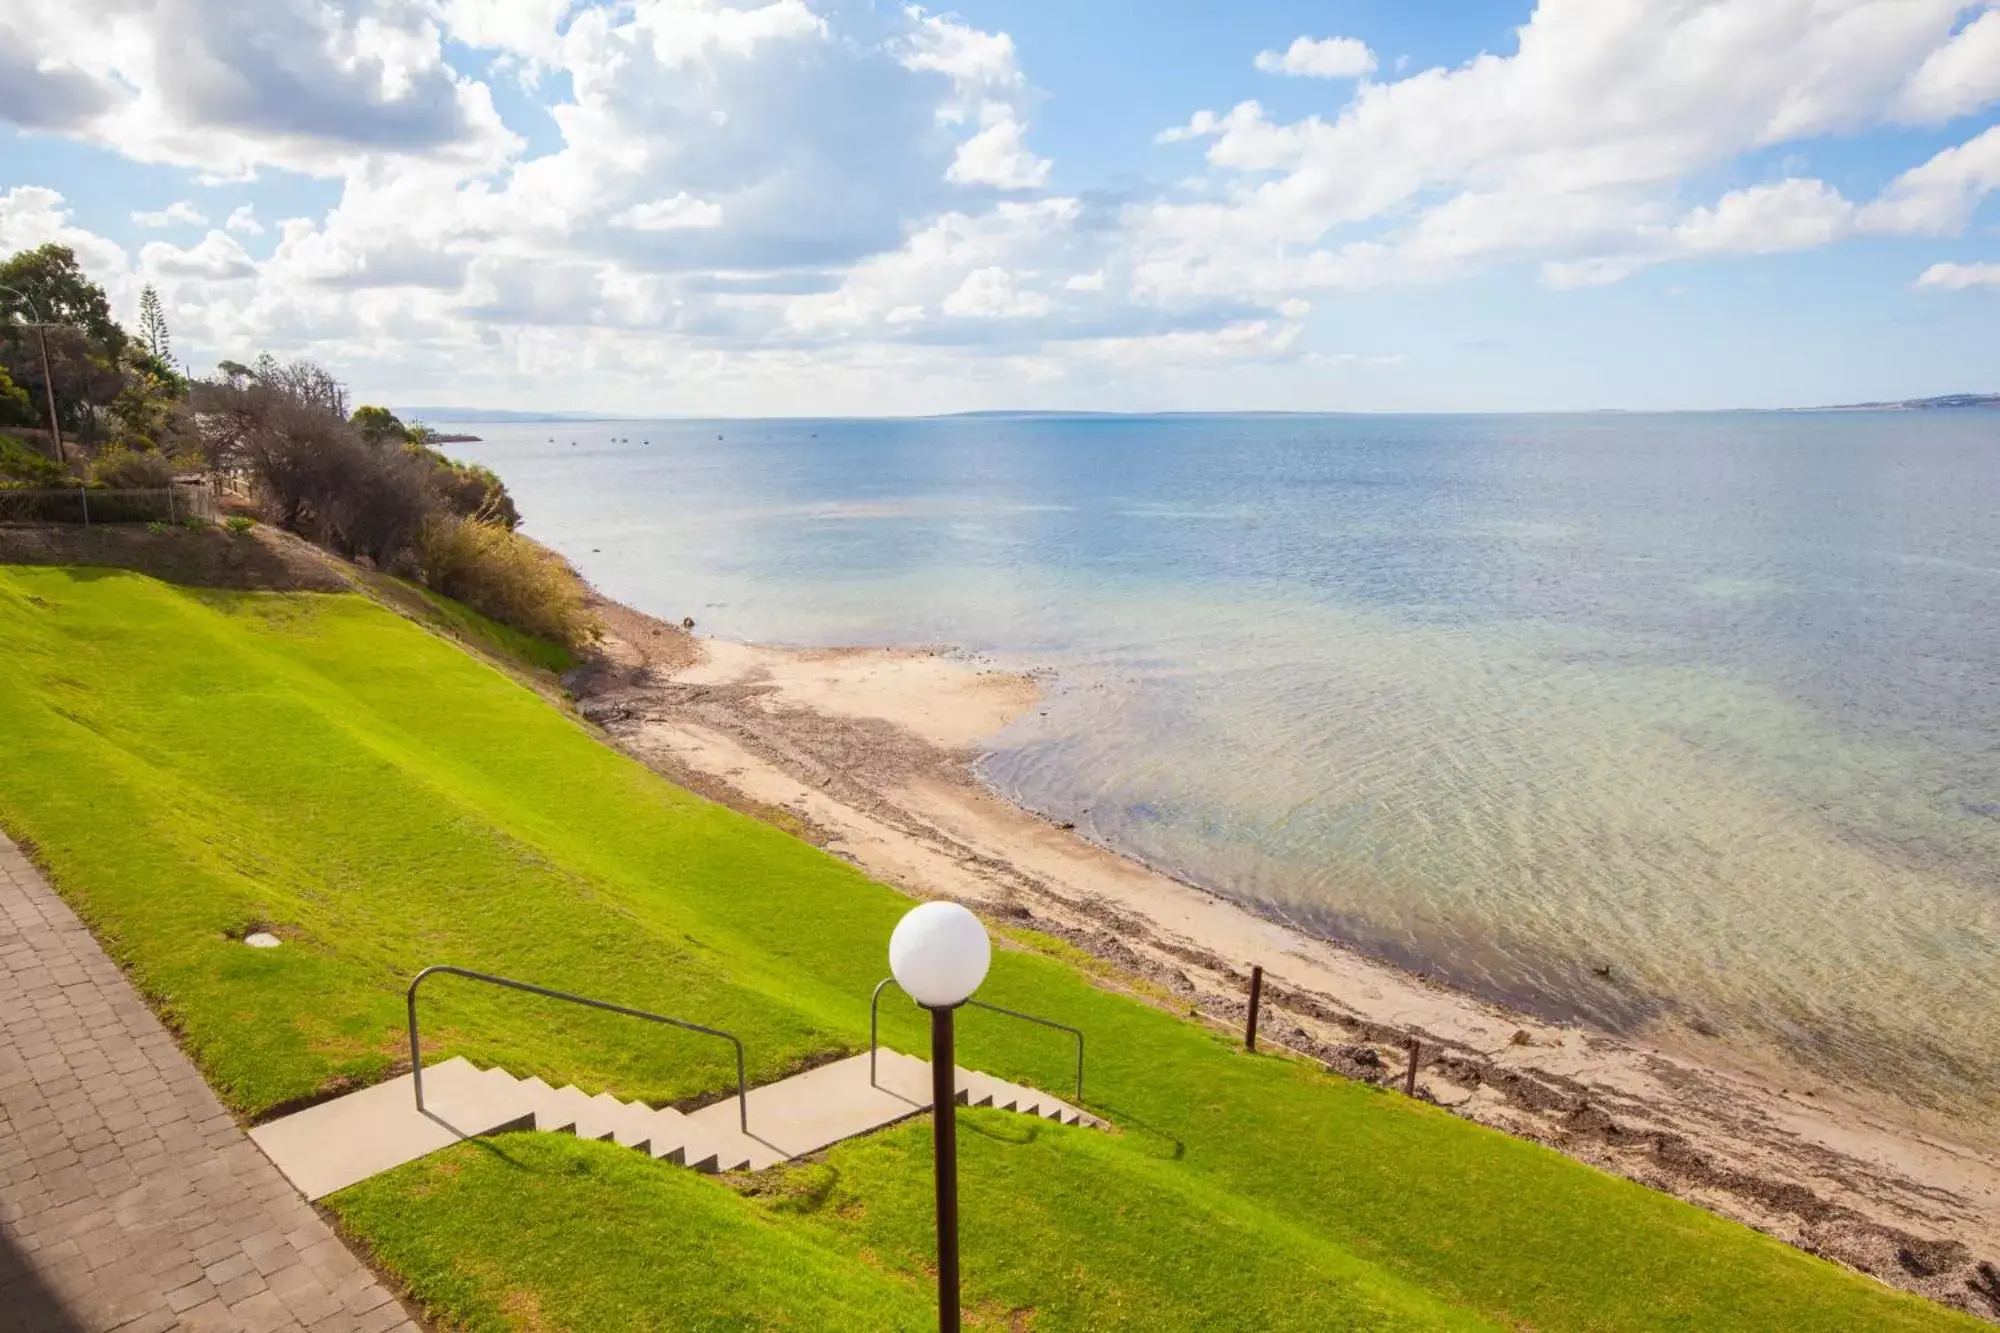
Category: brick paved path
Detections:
[{"x1": 0, "y1": 834, "x2": 420, "y2": 1332}]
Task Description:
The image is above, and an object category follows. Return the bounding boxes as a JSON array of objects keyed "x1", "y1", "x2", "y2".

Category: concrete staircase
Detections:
[{"x1": 252, "y1": 1049, "x2": 1105, "y2": 1201}]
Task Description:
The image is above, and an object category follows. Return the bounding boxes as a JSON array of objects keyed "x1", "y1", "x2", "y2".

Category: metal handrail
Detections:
[
  {"x1": 869, "y1": 976, "x2": 1085, "y2": 1105},
  {"x1": 406, "y1": 965, "x2": 749, "y2": 1133}
]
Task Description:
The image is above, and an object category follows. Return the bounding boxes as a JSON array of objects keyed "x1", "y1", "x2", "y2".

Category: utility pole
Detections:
[{"x1": 0, "y1": 284, "x2": 63, "y2": 467}]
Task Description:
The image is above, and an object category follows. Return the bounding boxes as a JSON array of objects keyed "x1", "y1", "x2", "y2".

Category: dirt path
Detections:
[{"x1": 570, "y1": 594, "x2": 2000, "y2": 1322}]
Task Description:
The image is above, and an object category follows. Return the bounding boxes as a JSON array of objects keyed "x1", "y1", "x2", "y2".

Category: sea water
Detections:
[{"x1": 447, "y1": 411, "x2": 2000, "y2": 1118}]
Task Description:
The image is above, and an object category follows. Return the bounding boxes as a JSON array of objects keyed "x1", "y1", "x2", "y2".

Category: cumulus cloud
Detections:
[
  {"x1": 0, "y1": 43, "x2": 113, "y2": 130},
  {"x1": 141, "y1": 231, "x2": 259, "y2": 281},
  {"x1": 1254, "y1": 36, "x2": 1376, "y2": 80},
  {"x1": 0, "y1": 0, "x2": 519, "y2": 178},
  {"x1": 941, "y1": 266, "x2": 1052, "y2": 318},
  {"x1": 1673, "y1": 178, "x2": 1856, "y2": 253},
  {"x1": 898, "y1": 5, "x2": 1024, "y2": 89},
  {"x1": 133, "y1": 201, "x2": 209, "y2": 228},
  {"x1": 1896, "y1": 7, "x2": 2000, "y2": 121},
  {"x1": 4, "y1": 0, "x2": 1996, "y2": 410},
  {"x1": 945, "y1": 108, "x2": 1052, "y2": 190},
  {"x1": 1858, "y1": 123, "x2": 2000, "y2": 234},
  {"x1": 612, "y1": 194, "x2": 727, "y2": 231},
  {"x1": 1135, "y1": 0, "x2": 1993, "y2": 307},
  {"x1": 0, "y1": 187, "x2": 128, "y2": 278},
  {"x1": 1915, "y1": 259, "x2": 2000, "y2": 288}
]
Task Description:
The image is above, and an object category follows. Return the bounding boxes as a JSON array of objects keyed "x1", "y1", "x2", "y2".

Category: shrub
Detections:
[
  {"x1": 0, "y1": 365, "x2": 33, "y2": 427},
  {"x1": 225, "y1": 515, "x2": 255, "y2": 534},
  {"x1": 0, "y1": 433, "x2": 65, "y2": 486},
  {"x1": 146, "y1": 520, "x2": 170, "y2": 535},
  {"x1": 425, "y1": 453, "x2": 520, "y2": 530},
  {"x1": 181, "y1": 514, "x2": 208, "y2": 532},
  {"x1": 415, "y1": 516, "x2": 600, "y2": 651},
  {"x1": 89, "y1": 446, "x2": 176, "y2": 489},
  {"x1": 194, "y1": 364, "x2": 434, "y2": 566}
]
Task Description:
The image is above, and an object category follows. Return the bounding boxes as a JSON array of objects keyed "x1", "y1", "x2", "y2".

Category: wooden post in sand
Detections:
[
  {"x1": 1404, "y1": 1040, "x2": 1421, "y2": 1097},
  {"x1": 1245, "y1": 965, "x2": 1263, "y2": 1051}
]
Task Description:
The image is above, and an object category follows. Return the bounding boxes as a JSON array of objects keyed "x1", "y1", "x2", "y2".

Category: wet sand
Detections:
[{"x1": 567, "y1": 594, "x2": 2000, "y2": 1321}]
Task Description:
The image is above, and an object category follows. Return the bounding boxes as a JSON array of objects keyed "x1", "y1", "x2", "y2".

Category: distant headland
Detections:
[{"x1": 1821, "y1": 393, "x2": 2000, "y2": 411}]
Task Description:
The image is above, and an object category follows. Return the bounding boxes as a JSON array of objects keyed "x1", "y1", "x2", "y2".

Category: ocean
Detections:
[{"x1": 443, "y1": 411, "x2": 2000, "y2": 1118}]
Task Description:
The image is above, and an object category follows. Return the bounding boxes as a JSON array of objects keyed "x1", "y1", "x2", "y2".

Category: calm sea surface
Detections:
[{"x1": 444, "y1": 412, "x2": 2000, "y2": 1116}]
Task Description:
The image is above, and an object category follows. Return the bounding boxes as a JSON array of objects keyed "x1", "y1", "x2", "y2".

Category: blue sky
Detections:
[{"x1": 2, "y1": 0, "x2": 1996, "y2": 413}]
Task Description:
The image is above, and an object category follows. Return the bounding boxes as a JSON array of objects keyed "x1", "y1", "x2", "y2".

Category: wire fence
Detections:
[{"x1": 0, "y1": 483, "x2": 219, "y2": 527}]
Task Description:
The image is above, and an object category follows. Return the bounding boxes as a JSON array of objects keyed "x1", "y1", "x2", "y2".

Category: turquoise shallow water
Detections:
[{"x1": 445, "y1": 411, "x2": 2000, "y2": 1115}]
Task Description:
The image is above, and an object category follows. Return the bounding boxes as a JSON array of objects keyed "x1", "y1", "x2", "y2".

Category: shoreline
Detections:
[{"x1": 567, "y1": 591, "x2": 2000, "y2": 1320}]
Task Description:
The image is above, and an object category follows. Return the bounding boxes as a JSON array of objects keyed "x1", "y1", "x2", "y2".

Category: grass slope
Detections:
[{"x1": 0, "y1": 564, "x2": 1974, "y2": 1332}]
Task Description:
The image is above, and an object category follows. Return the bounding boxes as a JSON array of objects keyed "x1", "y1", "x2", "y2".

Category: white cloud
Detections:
[
  {"x1": 946, "y1": 106, "x2": 1051, "y2": 190},
  {"x1": 941, "y1": 266, "x2": 1052, "y2": 318},
  {"x1": 1673, "y1": 178, "x2": 1856, "y2": 253},
  {"x1": 141, "y1": 230, "x2": 260, "y2": 281},
  {"x1": 898, "y1": 6, "x2": 1024, "y2": 90},
  {"x1": 1136, "y1": 0, "x2": 1987, "y2": 306},
  {"x1": 0, "y1": 186, "x2": 128, "y2": 279},
  {"x1": 1897, "y1": 7, "x2": 2000, "y2": 121},
  {"x1": 132, "y1": 200, "x2": 208, "y2": 228},
  {"x1": 1070, "y1": 317, "x2": 1303, "y2": 369},
  {"x1": 1254, "y1": 36, "x2": 1376, "y2": 80},
  {"x1": 1915, "y1": 259, "x2": 2000, "y2": 288},
  {"x1": 612, "y1": 194, "x2": 726, "y2": 231},
  {"x1": 4, "y1": 0, "x2": 1995, "y2": 411},
  {"x1": 439, "y1": 0, "x2": 576, "y2": 64},
  {"x1": 0, "y1": 0, "x2": 520, "y2": 179},
  {"x1": 1858, "y1": 123, "x2": 2000, "y2": 235},
  {"x1": 785, "y1": 197, "x2": 1084, "y2": 334},
  {"x1": 1542, "y1": 257, "x2": 1651, "y2": 289},
  {"x1": 1156, "y1": 103, "x2": 1309, "y2": 170}
]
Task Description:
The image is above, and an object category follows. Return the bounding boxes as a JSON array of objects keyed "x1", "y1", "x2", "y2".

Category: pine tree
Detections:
[{"x1": 137, "y1": 285, "x2": 171, "y2": 366}]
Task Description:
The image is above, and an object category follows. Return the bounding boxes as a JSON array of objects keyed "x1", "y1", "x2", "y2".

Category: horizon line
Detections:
[{"x1": 396, "y1": 395, "x2": 2000, "y2": 424}]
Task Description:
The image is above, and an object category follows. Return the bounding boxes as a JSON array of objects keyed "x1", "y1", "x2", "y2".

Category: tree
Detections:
[
  {"x1": 0, "y1": 245, "x2": 125, "y2": 353},
  {"x1": 191, "y1": 357, "x2": 432, "y2": 565},
  {"x1": 107, "y1": 352, "x2": 195, "y2": 454},
  {"x1": 350, "y1": 404, "x2": 409, "y2": 447},
  {"x1": 138, "y1": 286, "x2": 172, "y2": 367},
  {"x1": 0, "y1": 244, "x2": 131, "y2": 443}
]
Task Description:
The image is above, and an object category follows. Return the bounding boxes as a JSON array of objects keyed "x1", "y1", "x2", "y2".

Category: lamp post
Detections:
[
  {"x1": 0, "y1": 284, "x2": 63, "y2": 467},
  {"x1": 889, "y1": 901, "x2": 991, "y2": 1333}
]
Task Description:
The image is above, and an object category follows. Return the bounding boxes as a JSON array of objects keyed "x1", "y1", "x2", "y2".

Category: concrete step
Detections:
[
  {"x1": 250, "y1": 1057, "x2": 536, "y2": 1200},
  {"x1": 543, "y1": 1085, "x2": 633, "y2": 1144},
  {"x1": 252, "y1": 1050, "x2": 1107, "y2": 1201},
  {"x1": 684, "y1": 1052, "x2": 935, "y2": 1172}
]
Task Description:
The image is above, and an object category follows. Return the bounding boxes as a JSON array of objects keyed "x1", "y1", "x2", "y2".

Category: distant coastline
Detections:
[
  {"x1": 403, "y1": 397, "x2": 2000, "y2": 423},
  {"x1": 1820, "y1": 393, "x2": 2000, "y2": 412}
]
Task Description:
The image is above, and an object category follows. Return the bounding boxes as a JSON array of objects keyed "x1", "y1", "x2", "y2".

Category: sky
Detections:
[{"x1": 1, "y1": 0, "x2": 1997, "y2": 415}]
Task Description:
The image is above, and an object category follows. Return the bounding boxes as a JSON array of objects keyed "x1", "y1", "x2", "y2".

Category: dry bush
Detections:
[
  {"x1": 87, "y1": 446, "x2": 177, "y2": 489},
  {"x1": 415, "y1": 515, "x2": 600, "y2": 650},
  {"x1": 191, "y1": 361, "x2": 432, "y2": 566}
]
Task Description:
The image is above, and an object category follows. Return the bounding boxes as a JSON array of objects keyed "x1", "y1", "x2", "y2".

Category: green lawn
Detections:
[{"x1": 0, "y1": 562, "x2": 1974, "y2": 1332}]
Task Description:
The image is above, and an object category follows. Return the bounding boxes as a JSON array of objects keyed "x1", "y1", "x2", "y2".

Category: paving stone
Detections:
[{"x1": 0, "y1": 833, "x2": 418, "y2": 1331}]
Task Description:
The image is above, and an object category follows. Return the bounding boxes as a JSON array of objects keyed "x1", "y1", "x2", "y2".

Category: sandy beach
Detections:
[{"x1": 566, "y1": 592, "x2": 2000, "y2": 1319}]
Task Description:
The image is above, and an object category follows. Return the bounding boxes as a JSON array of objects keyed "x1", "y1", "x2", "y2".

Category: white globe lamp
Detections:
[
  {"x1": 890, "y1": 900, "x2": 990, "y2": 1009},
  {"x1": 889, "y1": 900, "x2": 991, "y2": 1333}
]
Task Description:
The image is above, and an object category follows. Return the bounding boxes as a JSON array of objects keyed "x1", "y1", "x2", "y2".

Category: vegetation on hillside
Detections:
[
  {"x1": 0, "y1": 565, "x2": 1973, "y2": 1332},
  {"x1": 0, "y1": 243, "x2": 593, "y2": 649}
]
